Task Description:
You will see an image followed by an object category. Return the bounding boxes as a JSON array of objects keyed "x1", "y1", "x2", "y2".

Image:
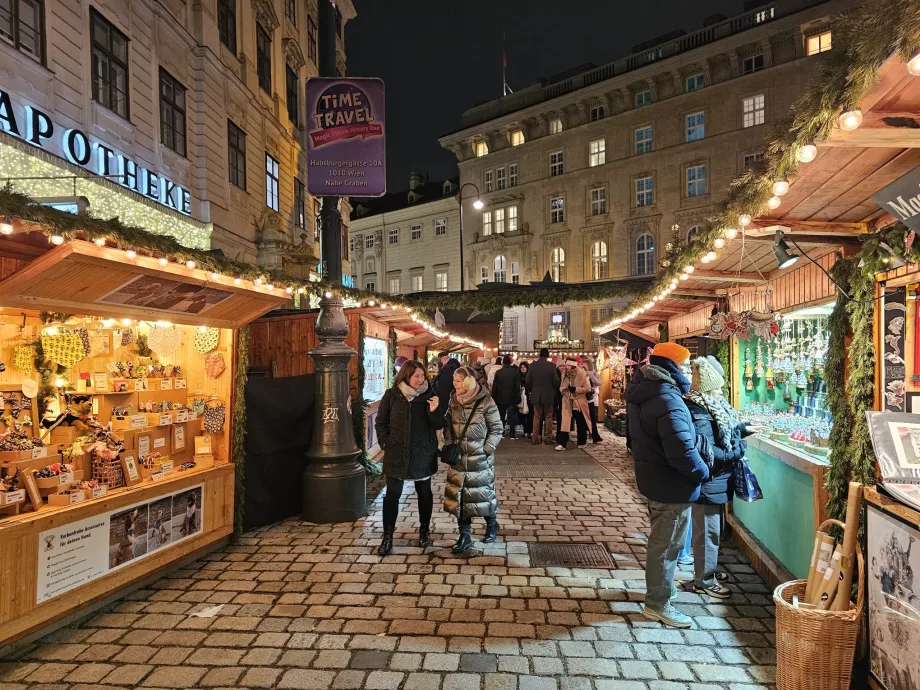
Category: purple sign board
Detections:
[{"x1": 306, "y1": 77, "x2": 386, "y2": 198}]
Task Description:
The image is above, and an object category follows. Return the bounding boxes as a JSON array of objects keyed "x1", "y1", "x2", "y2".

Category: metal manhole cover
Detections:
[
  {"x1": 529, "y1": 542, "x2": 615, "y2": 568},
  {"x1": 494, "y1": 458, "x2": 612, "y2": 479}
]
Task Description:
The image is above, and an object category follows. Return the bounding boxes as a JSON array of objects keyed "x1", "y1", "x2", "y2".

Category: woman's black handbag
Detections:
[{"x1": 440, "y1": 399, "x2": 482, "y2": 467}]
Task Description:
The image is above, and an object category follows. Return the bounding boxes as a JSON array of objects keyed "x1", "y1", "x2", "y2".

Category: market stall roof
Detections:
[
  {"x1": 350, "y1": 306, "x2": 485, "y2": 352},
  {"x1": 0, "y1": 239, "x2": 289, "y2": 328},
  {"x1": 599, "y1": 323, "x2": 658, "y2": 350}
]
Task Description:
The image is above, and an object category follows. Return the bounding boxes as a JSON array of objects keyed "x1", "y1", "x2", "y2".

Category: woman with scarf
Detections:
[
  {"x1": 443, "y1": 366, "x2": 504, "y2": 553},
  {"x1": 583, "y1": 358, "x2": 603, "y2": 444},
  {"x1": 682, "y1": 355, "x2": 749, "y2": 599},
  {"x1": 555, "y1": 359, "x2": 594, "y2": 450},
  {"x1": 375, "y1": 360, "x2": 444, "y2": 556},
  {"x1": 518, "y1": 361, "x2": 533, "y2": 439}
]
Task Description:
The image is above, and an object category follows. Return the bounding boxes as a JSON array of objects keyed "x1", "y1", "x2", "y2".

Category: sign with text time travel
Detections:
[{"x1": 306, "y1": 78, "x2": 385, "y2": 197}]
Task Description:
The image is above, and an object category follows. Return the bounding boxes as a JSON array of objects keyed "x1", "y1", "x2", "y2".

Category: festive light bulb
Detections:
[
  {"x1": 159, "y1": 256, "x2": 168, "y2": 266},
  {"x1": 324, "y1": 291, "x2": 332, "y2": 298},
  {"x1": 368, "y1": 300, "x2": 375, "y2": 306},
  {"x1": 51, "y1": 234, "x2": 64, "y2": 245},
  {"x1": 701, "y1": 253, "x2": 713, "y2": 264},
  {"x1": 285, "y1": 286, "x2": 293, "y2": 294},
  {"x1": 210, "y1": 272, "x2": 219, "y2": 280},
  {"x1": 644, "y1": 302, "x2": 654, "y2": 309},
  {"x1": 0, "y1": 221, "x2": 12, "y2": 235},
  {"x1": 121, "y1": 318, "x2": 132, "y2": 326},
  {"x1": 54, "y1": 377, "x2": 65, "y2": 388},
  {"x1": 685, "y1": 265, "x2": 695, "y2": 274},
  {"x1": 94, "y1": 237, "x2": 106, "y2": 246},
  {"x1": 738, "y1": 214, "x2": 752, "y2": 227},
  {"x1": 713, "y1": 238, "x2": 726, "y2": 249},
  {"x1": 198, "y1": 325, "x2": 208, "y2": 332},
  {"x1": 234, "y1": 278, "x2": 242, "y2": 285},
  {"x1": 908, "y1": 47, "x2": 920, "y2": 76},
  {"x1": 186, "y1": 260, "x2": 196, "y2": 269},
  {"x1": 652, "y1": 295, "x2": 659, "y2": 302},
  {"x1": 266, "y1": 284, "x2": 274, "y2": 290},
  {"x1": 767, "y1": 196, "x2": 782, "y2": 210},
  {"x1": 838, "y1": 109, "x2": 863, "y2": 131},
  {"x1": 724, "y1": 227, "x2": 738, "y2": 240},
  {"x1": 255, "y1": 278, "x2": 263, "y2": 285},
  {"x1": 126, "y1": 250, "x2": 136, "y2": 259},
  {"x1": 797, "y1": 143, "x2": 817, "y2": 163},
  {"x1": 772, "y1": 179, "x2": 790, "y2": 196},
  {"x1": 679, "y1": 273, "x2": 689, "y2": 281},
  {"x1": 705, "y1": 251, "x2": 717, "y2": 262}
]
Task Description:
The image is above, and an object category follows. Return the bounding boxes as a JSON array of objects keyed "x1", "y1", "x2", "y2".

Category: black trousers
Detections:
[
  {"x1": 382, "y1": 476, "x2": 432, "y2": 530},
  {"x1": 556, "y1": 410, "x2": 588, "y2": 446},
  {"x1": 588, "y1": 402, "x2": 602, "y2": 442},
  {"x1": 498, "y1": 404, "x2": 519, "y2": 437}
]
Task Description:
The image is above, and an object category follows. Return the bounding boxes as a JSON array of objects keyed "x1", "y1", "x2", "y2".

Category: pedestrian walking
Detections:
[
  {"x1": 524, "y1": 347, "x2": 560, "y2": 445},
  {"x1": 486, "y1": 356, "x2": 502, "y2": 387},
  {"x1": 443, "y1": 366, "x2": 503, "y2": 553},
  {"x1": 584, "y1": 357, "x2": 603, "y2": 444},
  {"x1": 431, "y1": 350, "x2": 460, "y2": 413},
  {"x1": 624, "y1": 342, "x2": 710, "y2": 628},
  {"x1": 518, "y1": 361, "x2": 533, "y2": 439},
  {"x1": 492, "y1": 355, "x2": 522, "y2": 438},
  {"x1": 555, "y1": 358, "x2": 593, "y2": 449},
  {"x1": 470, "y1": 357, "x2": 489, "y2": 387},
  {"x1": 374, "y1": 360, "x2": 444, "y2": 556}
]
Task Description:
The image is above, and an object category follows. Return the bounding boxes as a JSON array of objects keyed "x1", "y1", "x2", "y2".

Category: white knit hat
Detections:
[
  {"x1": 691, "y1": 357, "x2": 725, "y2": 393},
  {"x1": 565, "y1": 358, "x2": 578, "y2": 367}
]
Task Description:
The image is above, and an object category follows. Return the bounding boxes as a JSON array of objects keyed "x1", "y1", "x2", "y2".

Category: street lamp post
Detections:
[
  {"x1": 302, "y1": 0, "x2": 365, "y2": 524},
  {"x1": 457, "y1": 182, "x2": 483, "y2": 292}
]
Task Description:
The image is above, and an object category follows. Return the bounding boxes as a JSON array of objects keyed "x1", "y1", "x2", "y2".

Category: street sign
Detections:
[{"x1": 306, "y1": 77, "x2": 386, "y2": 198}]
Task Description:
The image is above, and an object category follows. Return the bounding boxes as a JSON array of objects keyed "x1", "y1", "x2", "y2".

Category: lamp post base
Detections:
[{"x1": 301, "y1": 458, "x2": 366, "y2": 523}]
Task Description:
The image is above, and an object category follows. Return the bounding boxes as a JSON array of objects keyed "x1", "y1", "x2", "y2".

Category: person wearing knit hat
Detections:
[
  {"x1": 681, "y1": 357, "x2": 746, "y2": 599},
  {"x1": 624, "y1": 343, "x2": 710, "y2": 628},
  {"x1": 555, "y1": 358, "x2": 593, "y2": 450}
]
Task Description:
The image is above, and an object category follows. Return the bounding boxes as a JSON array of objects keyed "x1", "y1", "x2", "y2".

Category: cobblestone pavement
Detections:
[{"x1": 0, "y1": 429, "x2": 777, "y2": 690}]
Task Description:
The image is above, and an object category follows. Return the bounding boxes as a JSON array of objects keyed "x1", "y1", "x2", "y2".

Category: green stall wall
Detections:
[{"x1": 732, "y1": 442, "x2": 816, "y2": 579}]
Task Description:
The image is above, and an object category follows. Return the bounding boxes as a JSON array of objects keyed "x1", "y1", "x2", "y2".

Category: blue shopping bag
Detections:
[{"x1": 733, "y1": 457, "x2": 763, "y2": 502}]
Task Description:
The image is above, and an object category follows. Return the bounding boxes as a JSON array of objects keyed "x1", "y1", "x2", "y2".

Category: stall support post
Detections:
[{"x1": 302, "y1": 0, "x2": 366, "y2": 524}]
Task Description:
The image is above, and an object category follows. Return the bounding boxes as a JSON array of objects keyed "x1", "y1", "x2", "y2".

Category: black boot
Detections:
[
  {"x1": 483, "y1": 518, "x2": 499, "y2": 543},
  {"x1": 452, "y1": 526, "x2": 473, "y2": 553},
  {"x1": 419, "y1": 524, "x2": 431, "y2": 548},
  {"x1": 377, "y1": 529, "x2": 394, "y2": 556}
]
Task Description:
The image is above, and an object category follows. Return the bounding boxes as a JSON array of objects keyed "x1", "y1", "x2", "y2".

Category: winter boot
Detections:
[
  {"x1": 452, "y1": 526, "x2": 473, "y2": 553},
  {"x1": 483, "y1": 518, "x2": 500, "y2": 543},
  {"x1": 418, "y1": 524, "x2": 431, "y2": 548},
  {"x1": 377, "y1": 529, "x2": 394, "y2": 556}
]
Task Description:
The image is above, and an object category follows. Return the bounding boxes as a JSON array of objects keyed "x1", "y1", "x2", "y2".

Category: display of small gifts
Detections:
[{"x1": 106, "y1": 362, "x2": 183, "y2": 380}]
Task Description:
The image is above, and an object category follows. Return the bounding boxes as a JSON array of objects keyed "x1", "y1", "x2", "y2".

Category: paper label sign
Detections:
[
  {"x1": 159, "y1": 461, "x2": 173, "y2": 473},
  {"x1": 92, "y1": 486, "x2": 107, "y2": 499},
  {"x1": 31, "y1": 446, "x2": 47, "y2": 459},
  {"x1": 153, "y1": 438, "x2": 166, "y2": 449},
  {"x1": 159, "y1": 415, "x2": 171, "y2": 426},
  {"x1": 176, "y1": 410, "x2": 188, "y2": 422},
  {"x1": 130, "y1": 415, "x2": 147, "y2": 429},
  {"x1": 160, "y1": 379, "x2": 173, "y2": 390},
  {"x1": 59, "y1": 472, "x2": 74, "y2": 485}
]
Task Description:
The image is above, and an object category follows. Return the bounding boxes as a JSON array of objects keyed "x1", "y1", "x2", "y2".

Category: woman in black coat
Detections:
[
  {"x1": 518, "y1": 361, "x2": 533, "y2": 439},
  {"x1": 491, "y1": 355, "x2": 521, "y2": 438},
  {"x1": 374, "y1": 360, "x2": 444, "y2": 555}
]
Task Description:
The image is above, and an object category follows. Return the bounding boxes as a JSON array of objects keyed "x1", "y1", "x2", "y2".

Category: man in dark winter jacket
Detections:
[
  {"x1": 431, "y1": 351, "x2": 460, "y2": 413},
  {"x1": 624, "y1": 342, "x2": 710, "y2": 629},
  {"x1": 492, "y1": 355, "x2": 522, "y2": 438},
  {"x1": 525, "y1": 348, "x2": 560, "y2": 445}
]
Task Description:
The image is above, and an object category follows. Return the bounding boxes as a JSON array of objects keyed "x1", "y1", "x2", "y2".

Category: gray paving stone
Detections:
[
  {"x1": 460, "y1": 653, "x2": 498, "y2": 673},
  {"x1": 619, "y1": 660, "x2": 659, "y2": 679},
  {"x1": 443, "y1": 673, "x2": 482, "y2": 690},
  {"x1": 691, "y1": 664, "x2": 752, "y2": 683},
  {"x1": 350, "y1": 650, "x2": 389, "y2": 670},
  {"x1": 404, "y1": 673, "x2": 444, "y2": 690},
  {"x1": 277, "y1": 669, "x2": 336, "y2": 689},
  {"x1": 519, "y1": 676, "x2": 558, "y2": 690},
  {"x1": 658, "y1": 661, "x2": 694, "y2": 681}
]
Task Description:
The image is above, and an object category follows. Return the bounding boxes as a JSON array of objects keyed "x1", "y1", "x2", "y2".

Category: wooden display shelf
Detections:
[{"x1": 864, "y1": 485, "x2": 920, "y2": 526}]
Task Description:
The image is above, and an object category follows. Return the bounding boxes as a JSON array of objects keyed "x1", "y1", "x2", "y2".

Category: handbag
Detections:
[
  {"x1": 518, "y1": 387, "x2": 529, "y2": 414},
  {"x1": 440, "y1": 398, "x2": 482, "y2": 467},
  {"x1": 733, "y1": 456, "x2": 763, "y2": 502}
]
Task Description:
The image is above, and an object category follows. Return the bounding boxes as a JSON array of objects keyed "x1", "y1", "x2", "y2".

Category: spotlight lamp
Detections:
[{"x1": 773, "y1": 230, "x2": 800, "y2": 269}]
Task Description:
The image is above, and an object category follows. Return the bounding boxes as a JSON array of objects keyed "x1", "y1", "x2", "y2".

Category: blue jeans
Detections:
[
  {"x1": 692, "y1": 503, "x2": 722, "y2": 587},
  {"x1": 678, "y1": 523, "x2": 693, "y2": 562},
  {"x1": 646, "y1": 500, "x2": 692, "y2": 610}
]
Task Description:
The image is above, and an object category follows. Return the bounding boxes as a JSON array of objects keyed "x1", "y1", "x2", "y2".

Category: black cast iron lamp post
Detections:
[{"x1": 457, "y1": 182, "x2": 483, "y2": 291}]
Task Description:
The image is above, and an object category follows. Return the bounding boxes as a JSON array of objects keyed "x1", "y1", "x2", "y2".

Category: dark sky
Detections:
[{"x1": 346, "y1": 0, "x2": 743, "y2": 193}]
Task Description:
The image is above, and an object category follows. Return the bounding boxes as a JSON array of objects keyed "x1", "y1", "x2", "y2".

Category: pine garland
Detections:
[{"x1": 232, "y1": 325, "x2": 250, "y2": 535}]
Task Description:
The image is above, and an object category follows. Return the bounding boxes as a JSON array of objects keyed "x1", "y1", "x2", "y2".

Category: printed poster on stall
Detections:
[
  {"x1": 882, "y1": 288, "x2": 907, "y2": 412},
  {"x1": 36, "y1": 484, "x2": 204, "y2": 604},
  {"x1": 362, "y1": 336, "x2": 388, "y2": 403}
]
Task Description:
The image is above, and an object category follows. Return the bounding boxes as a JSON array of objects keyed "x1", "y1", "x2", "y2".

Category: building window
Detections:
[
  {"x1": 550, "y1": 151, "x2": 564, "y2": 177},
  {"x1": 388, "y1": 227, "x2": 398, "y2": 245},
  {"x1": 686, "y1": 112, "x2": 705, "y2": 142},
  {"x1": 218, "y1": 0, "x2": 236, "y2": 53},
  {"x1": 294, "y1": 178, "x2": 305, "y2": 229},
  {"x1": 307, "y1": 16, "x2": 317, "y2": 64},
  {"x1": 635, "y1": 89, "x2": 651, "y2": 107},
  {"x1": 686, "y1": 165, "x2": 707, "y2": 197},
  {"x1": 350, "y1": 236, "x2": 356, "y2": 254},
  {"x1": 591, "y1": 187, "x2": 607, "y2": 216},
  {"x1": 635, "y1": 177, "x2": 654, "y2": 207},
  {"x1": 227, "y1": 121, "x2": 246, "y2": 189},
  {"x1": 257, "y1": 25, "x2": 272, "y2": 93},
  {"x1": 502, "y1": 315, "x2": 519, "y2": 348},
  {"x1": 591, "y1": 240, "x2": 608, "y2": 280},
  {"x1": 475, "y1": 141, "x2": 489, "y2": 157},
  {"x1": 807, "y1": 30, "x2": 832, "y2": 55},
  {"x1": 285, "y1": 0, "x2": 296, "y2": 23},
  {"x1": 484, "y1": 170, "x2": 493, "y2": 192},
  {"x1": 687, "y1": 225, "x2": 700, "y2": 243},
  {"x1": 589, "y1": 139, "x2": 606, "y2": 167},
  {"x1": 365, "y1": 278, "x2": 376, "y2": 292},
  {"x1": 509, "y1": 163, "x2": 518, "y2": 187},
  {"x1": 550, "y1": 196, "x2": 564, "y2": 223},
  {"x1": 365, "y1": 234, "x2": 374, "y2": 249},
  {"x1": 549, "y1": 118, "x2": 563, "y2": 134},
  {"x1": 743, "y1": 152, "x2": 764, "y2": 170},
  {"x1": 743, "y1": 54, "x2": 764, "y2": 74},
  {"x1": 635, "y1": 126, "x2": 653, "y2": 155},
  {"x1": 435, "y1": 219, "x2": 446, "y2": 236},
  {"x1": 590, "y1": 307, "x2": 615, "y2": 347},
  {"x1": 636, "y1": 233, "x2": 656, "y2": 275},
  {"x1": 508, "y1": 205, "x2": 518, "y2": 232},
  {"x1": 480, "y1": 266, "x2": 488, "y2": 283},
  {"x1": 388, "y1": 275, "x2": 400, "y2": 294},
  {"x1": 686, "y1": 73, "x2": 704, "y2": 92},
  {"x1": 497, "y1": 167, "x2": 506, "y2": 190},
  {"x1": 286, "y1": 65, "x2": 299, "y2": 126},
  {"x1": 510, "y1": 129, "x2": 525, "y2": 146},
  {"x1": 511, "y1": 261, "x2": 520, "y2": 285},
  {"x1": 590, "y1": 104, "x2": 606, "y2": 121},
  {"x1": 411, "y1": 223, "x2": 422, "y2": 241},
  {"x1": 0, "y1": 0, "x2": 43, "y2": 62},
  {"x1": 265, "y1": 154, "x2": 279, "y2": 211},
  {"x1": 435, "y1": 270, "x2": 448, "y2": 291},
  {"x1": 91, "y1": 10, "x2": 129, "y2": 119},
  {"x1": 742, "y1": 94, "x2": 765, "y2": 128},
  {"x1": 493, "y1": 207, "x2": 505, "y2": 234},
  {"x1": 411, "y1": 274, "x2": 424, "y2": 292},
  {"x1": 550, "y1": 247, "x2": 565, "y2": 282},
  {"x1": 483, "y1": 211, "x2": 492, "y2": 235},
  {"x1": 551, "y1": 309, "x2": 571, "y2": 333},
  {"x1": 159, "y1": 69, "x2": 186, "y2": 156},
  {"x1": 493, "y1": 255, "x2": 507, "y2": 283}
]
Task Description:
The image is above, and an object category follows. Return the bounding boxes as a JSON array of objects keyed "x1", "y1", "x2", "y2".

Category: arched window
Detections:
[
  {"x1": 687, "y1": 225, "x2": 700, "y2": 243},
  {"x1": 636, "y1": 233, "x2": 656, "y2": 275},
  {"x1": 365, "y1": 257, "x2": 375, "y2": 273},
  {"x1": 591, "y1": 240, "x2": 608, "y2": 280},
  {"x1": 493, "y1": 255, "x2": 507, "y2": 282},
  {"x1": 550, "y1": 247, "x2": 566, "y2": 282}
]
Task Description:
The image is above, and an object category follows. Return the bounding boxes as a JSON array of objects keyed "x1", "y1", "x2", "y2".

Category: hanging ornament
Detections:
[
  {"x1": 754, "y1": 340, "x2": 765, "y2": 378},
  {"x1": 746, "y1": 378, "x2": 754, "y2": 391},
  {"x1": 743, "y1": 342, "x2": 753, "y2": 378}
]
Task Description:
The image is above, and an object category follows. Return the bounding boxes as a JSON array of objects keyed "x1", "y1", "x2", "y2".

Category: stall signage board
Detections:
[
  {"x1": 882, "y1": 288, "x2": 907, "y2": 412},
  {"x1": 306, "y1": 78, "x2": 385, "y2": 197},
  {"x1": 873, "y1": 165, "x2": 920, "y2": 233},
  {"x1": 36, "y1": 483, "x2": 204, "y2": 604},
  {"x1": 362, "y1": 336, "x2": 388, "y2": 403}
]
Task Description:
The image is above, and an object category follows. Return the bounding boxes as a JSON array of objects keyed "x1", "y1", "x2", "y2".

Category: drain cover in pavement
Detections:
[{"x1": 528, "y1": 542, "x2": 615, "y2": 568}]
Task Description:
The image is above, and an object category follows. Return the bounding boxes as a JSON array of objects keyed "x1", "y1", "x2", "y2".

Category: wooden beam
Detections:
[
  {"x1": 823, "y1": 111, "x2": 920, "y2": 148},
  {"x1": 741, "y1": 233, "x2": 861, "y2": 248},
  {"x1": 748, "y1": 219, "x2": 868, "y2": 237},
  {"x1": 670, "y1": 289, "x2": 718, "y2": 298},
  {"x1": 691, "y1": 270, "x2": 765, "y2": 284}
]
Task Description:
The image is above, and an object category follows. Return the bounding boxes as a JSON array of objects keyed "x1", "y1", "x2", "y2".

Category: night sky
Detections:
[{"x1": 346, "y1": 0, "x2": 742, "y2": 193}]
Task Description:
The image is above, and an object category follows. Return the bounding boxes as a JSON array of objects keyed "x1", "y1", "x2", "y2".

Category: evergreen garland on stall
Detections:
[
  {"x1": 232, "y1": 325, "x2": 250, "y2": 535},
  {"x1": 353, "y1": 319, "x2": 382, "y2": 478}
]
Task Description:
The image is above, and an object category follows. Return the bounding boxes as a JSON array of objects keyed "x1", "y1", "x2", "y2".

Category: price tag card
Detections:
[
  {"x1": 153, "y1": 438, "x2": 166, "y2": 449},
  {"x1": 159, "y1": 414, "x2": 172, "y2": 426},
  {"x1": 91, "y1": 486, "x2": 107, "y2": 499},
  {"x1": 160, "y1": 379, "x2": 173, "y2": 391},
  {"x1": 159, "y1": 461, "x2": 174, "y2": 473},
  {"x1": 31, "y1": 446, "x2": 47, "y2": 460},
  {"x1": 176, "y1": 410, "x2": 188, "y2": 422},
  {"x1": 174, "y1": 378, "x2": 187, "y2": 389},
  {"x1": 68, "y1": 492, "x2": 84, "y2": 505},
  {"x1": 130, "y1": 415, "x2": 147, "y2": 429},
  {"x1": 151, "y1": 471, "x2": 170, "y2": 482},
  {"x1": 59, "y1": 472, "x2": 74, "y2": 485}
]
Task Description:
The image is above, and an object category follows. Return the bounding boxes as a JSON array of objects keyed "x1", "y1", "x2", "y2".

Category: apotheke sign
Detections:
[
  {"x1": 0, "y1": 89, "x2": 192, "y2": 215},
  {"x1": 873, "y1": 164, "x2": 920, "y2": 233}
]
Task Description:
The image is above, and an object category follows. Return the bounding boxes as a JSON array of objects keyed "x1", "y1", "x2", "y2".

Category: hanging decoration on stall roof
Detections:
[
  {"x1": 14, "y1": 346, "x2": 32, "y2": 377},
  {"x1": 882, "y1": 287, "x2": 908, "y2": 412},
  {"x1": 41, "y1": 331, "x2": 85, "y2": 368},
  {"x1": 194, "y1": 327, "x2": 220, "y2": 354},
  {"x1": 708, "y1": 310, "x2": 779, "y2": 341},
  {"x1": 754, "y1": 340, "x2": 765, "y2": 378}
]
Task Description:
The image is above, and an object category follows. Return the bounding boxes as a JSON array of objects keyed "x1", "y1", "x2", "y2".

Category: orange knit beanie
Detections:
[{"x1": 651, "y1": 342, "x2": 692, "y2": 365}]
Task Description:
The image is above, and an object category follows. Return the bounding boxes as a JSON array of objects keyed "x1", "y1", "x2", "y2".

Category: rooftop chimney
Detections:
[{"x1": 409, "y1": 172, "x2": 424, "y2": 190}]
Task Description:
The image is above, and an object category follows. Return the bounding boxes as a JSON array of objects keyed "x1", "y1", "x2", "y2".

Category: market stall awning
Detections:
[
  {"x1": 599, "y1": 323, "x2": 658, "y2": 350},
  {"x1": 0, "y1": 240, "x2": 289, "y2": 328},
  {"x1": 353, "y1": 307, "x2": 486, "y2": 352}
]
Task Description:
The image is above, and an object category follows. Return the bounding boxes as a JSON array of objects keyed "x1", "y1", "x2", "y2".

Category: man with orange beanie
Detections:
[{"x1": 624, "y1": 341, "x2": 710, "y2": 628}]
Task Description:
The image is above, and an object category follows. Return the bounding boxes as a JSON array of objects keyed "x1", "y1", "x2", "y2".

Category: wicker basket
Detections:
[
  {"x1": 91, "y1": 453, "x2": 125, "y2": 489},
  {"x1": 774, "y1": 519, "x2": 865, "y2": 690}
]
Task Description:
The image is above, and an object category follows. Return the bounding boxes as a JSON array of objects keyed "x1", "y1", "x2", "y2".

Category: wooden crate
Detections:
[{"x1": 47, "y1": 490, "x2": 86, "y2": 506}]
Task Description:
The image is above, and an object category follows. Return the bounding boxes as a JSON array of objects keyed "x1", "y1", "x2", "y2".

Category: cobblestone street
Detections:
[{"x1": 0, "y1": 430, "x2": 777, "y2": 690}]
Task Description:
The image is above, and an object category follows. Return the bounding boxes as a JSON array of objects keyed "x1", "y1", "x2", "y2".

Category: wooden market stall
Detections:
[{"x1": 0, "y1": 237, "x2": 286, "y2": 647}]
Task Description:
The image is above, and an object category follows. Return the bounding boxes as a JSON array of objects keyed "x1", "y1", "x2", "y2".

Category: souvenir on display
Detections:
[
  {"x1": 203, "y1": 399, "x2": 226, "y2": 433},
  {"x1": 13, "y1": 346, "x2": 32, "y2": 376},
  {"x1": 754, "y1": 340, "x2": 765, "y2": 378},
  {"x1": 194, "y1": 327, "x2": 220, "y2": 353},
  {"x1": 743, "y1": 342, "x2": 752, "y2": 378}
]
